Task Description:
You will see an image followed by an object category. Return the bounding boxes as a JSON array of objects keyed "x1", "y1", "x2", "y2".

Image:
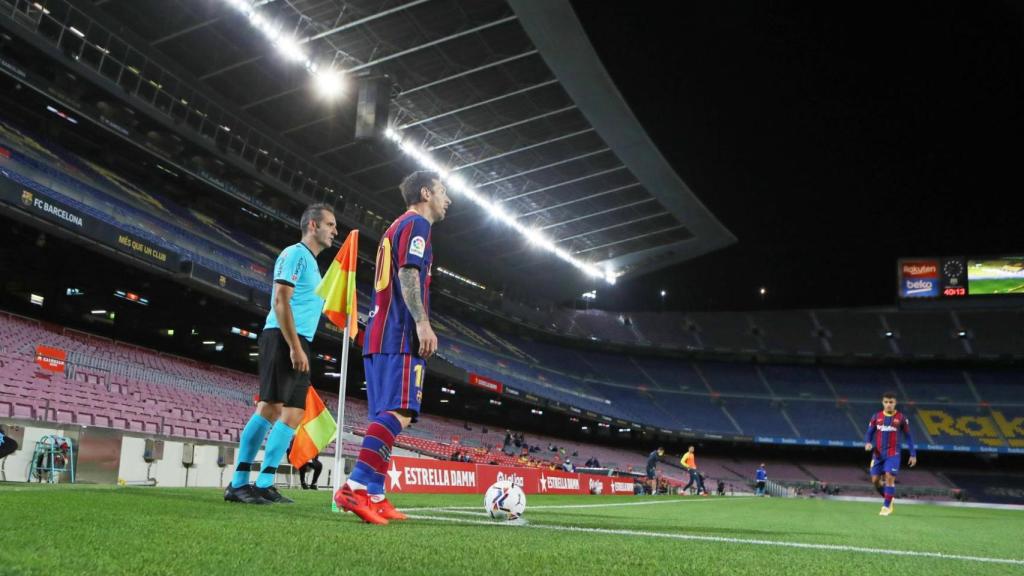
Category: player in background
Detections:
[
  {"x1": 225, "y1": 204, "x2": 337, "y2": 504},
  {"x1": 864, "y1": 391, "x2": 918, "y2": 516},
  {"x1": 755, "y1": 463, "x2": 767, "y2": 496},
  {"x1": 680, "y1": 446, "x2": 706, "y2": 495},
  {"x1": 645, "y1": 447, "x2": 664, "y2": 494},
  {"x1": 335, "y1": 171, "x2": 450, "y2": 525}
]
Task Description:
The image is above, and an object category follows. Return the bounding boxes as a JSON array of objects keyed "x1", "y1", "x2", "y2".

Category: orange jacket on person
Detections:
[{"x1": 681, "y1": 452, "x2": 696, "y2": 470}]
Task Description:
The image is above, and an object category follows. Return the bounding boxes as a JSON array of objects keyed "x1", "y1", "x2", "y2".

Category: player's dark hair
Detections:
[
  {"x1": 882, "y1": 391, "x2": 897, "y2": 400},
  {"x1": 400, "y1": 170, "x2": 440, "y2": 206},
  {"x1": 300, "y1": 203, "x2": 333, "y2": 233}
]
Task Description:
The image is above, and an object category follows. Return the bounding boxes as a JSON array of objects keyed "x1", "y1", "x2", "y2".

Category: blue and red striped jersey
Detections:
[
  {"x1": 364, "y1": 210, "x2": 433, "y2": 356},
  {"x1": 865, "y1": 410, "x2": 917, "y2": 458}
]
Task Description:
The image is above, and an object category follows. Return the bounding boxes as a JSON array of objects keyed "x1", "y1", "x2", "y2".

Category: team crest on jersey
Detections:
[{"x1": 410, "y1": 236, "x2": 426, "y2": 258}]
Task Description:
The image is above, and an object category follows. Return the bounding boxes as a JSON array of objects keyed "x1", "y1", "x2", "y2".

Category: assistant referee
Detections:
[{"x1": 224, "y1": 203, "x2": 337, "y2": 505}]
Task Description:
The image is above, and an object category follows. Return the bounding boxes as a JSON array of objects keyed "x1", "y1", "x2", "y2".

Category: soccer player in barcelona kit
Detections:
[
  {"x1": 335, "y1": 170, "x2": 451, "y2": 525},
  {"x1": 864, "y1": 392, "x2": 918, "y2": 516}
]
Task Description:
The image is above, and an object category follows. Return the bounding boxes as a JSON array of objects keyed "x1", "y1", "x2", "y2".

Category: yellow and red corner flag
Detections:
[
  {"x1": 289, "y1": 387, "x2": 338, "y2": 469},
  {"x1": 316, "y1": 229, "x2": 359, "y2": 338}
]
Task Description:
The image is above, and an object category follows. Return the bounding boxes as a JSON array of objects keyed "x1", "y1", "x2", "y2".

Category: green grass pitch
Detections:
[{"x1": 1, "y1": 484, "x2": 1022, "y2": 576}]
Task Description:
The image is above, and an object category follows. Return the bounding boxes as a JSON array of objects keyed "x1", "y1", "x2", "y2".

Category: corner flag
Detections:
[
  {"x1": 288, "y1": 387, "x2": 337, "y2": 469},
  {"x1": 315, "y1": 229, "x2": 360, "y2": 506},
  {"x1": 316, "y1": 230, "x2": 358, "y2": 338}
]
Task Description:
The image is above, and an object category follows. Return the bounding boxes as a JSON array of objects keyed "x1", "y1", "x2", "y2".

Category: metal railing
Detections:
[{"x1": 763, "y1": 479, "x2": 796, "y2": 497}]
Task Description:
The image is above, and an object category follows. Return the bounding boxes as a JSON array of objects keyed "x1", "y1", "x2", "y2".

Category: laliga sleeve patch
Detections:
[{"x1": 409, "y1": 236, "x2": 426, "y2": 258}]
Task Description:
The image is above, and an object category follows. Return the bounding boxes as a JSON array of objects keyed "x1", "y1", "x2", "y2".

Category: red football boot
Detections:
[
  {"x1": 334, "y1": 485, "x2": 388, "y2": 525},
  {"x1": 374, "y1": 497, "x2": 409, "y2": 521}
]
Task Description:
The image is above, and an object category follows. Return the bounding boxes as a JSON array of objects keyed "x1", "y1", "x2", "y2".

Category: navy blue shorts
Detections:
[
  {"x1": 870, "y1": 454, "x2": 901, "y2": 477},
  {"x1": 364, "y1": 353, "x2": 424, "y2": 421}
]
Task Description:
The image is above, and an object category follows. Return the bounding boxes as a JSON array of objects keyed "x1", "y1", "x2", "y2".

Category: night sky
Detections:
[{"x1": 570, "y1": 1, "x2": 1024, "y2": 312}]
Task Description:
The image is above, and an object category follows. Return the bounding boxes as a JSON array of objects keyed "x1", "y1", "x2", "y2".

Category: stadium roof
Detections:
[{"x1": 87, "y1": 0, "x2": 736, "y2": 299}]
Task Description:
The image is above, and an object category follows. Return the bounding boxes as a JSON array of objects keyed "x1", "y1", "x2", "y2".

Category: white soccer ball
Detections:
[{"x1": 484, "y1": 480, "x2": 526, "y2": 521}]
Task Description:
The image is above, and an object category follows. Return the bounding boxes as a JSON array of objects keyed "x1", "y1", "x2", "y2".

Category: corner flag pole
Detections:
[
  {"x1": 329, "y1": 332, "x2": 350, "y2": 506},
  {"x1": 317, "y1": 228, "x2": 359, "y2": 511},
  {"x1": 330, "y1": 296, "x2": 353, "y2": 510}
]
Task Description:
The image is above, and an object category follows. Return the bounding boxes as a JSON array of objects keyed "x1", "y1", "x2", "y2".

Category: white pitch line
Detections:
[
  {"x1": 421, "y1": 509, "x2": 493, "y2": 517},
  {"x1": 407, "y1": 497, "x2": 729, "y2": 512},
  {"x1": 405, "y1": 514, "x2": 1024, "y2": 566}
]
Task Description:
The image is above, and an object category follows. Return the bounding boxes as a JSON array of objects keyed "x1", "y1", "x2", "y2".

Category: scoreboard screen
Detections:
[
  {"x1": 968, "y1": 257, "x2": 1024, "y2": 295},
  {"x1": 899, "y1": 256, "x2": 1024, "y2": 299}
]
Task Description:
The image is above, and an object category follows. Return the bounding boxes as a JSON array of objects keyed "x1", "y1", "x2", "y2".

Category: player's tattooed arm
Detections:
[
  {"x1": 399, "y1": 266, "x2": 438, "y2": 358},
  {"x1": 398, "y1": 267, "x2": 427, "y2": 322}
]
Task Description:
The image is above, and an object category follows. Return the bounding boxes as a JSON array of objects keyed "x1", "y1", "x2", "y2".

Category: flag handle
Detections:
[{"x1": 331, "y1": 313, "x2": 353, "y2": 510}]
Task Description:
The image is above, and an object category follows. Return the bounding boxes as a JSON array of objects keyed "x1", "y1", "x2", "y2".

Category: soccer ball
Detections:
[{"x1": 484, "y1": 480, "x2": 526, "y2": 520}]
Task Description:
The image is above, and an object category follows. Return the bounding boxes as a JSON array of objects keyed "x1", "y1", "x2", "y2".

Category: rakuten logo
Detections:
[{"x1": 902, "y1": 261, "x2": 938, "y2": 278}]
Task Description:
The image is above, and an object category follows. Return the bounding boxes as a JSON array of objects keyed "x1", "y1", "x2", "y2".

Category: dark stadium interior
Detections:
[
  {"x1": 48, "y1": 0, "x2": 737, "y2": 302},
  {"x1": 573, "y1": 1, "x2": 1024, "y2": 311},
  {"x1": 1, "y1": 0, "x2": 1023, "y2": 525}
]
